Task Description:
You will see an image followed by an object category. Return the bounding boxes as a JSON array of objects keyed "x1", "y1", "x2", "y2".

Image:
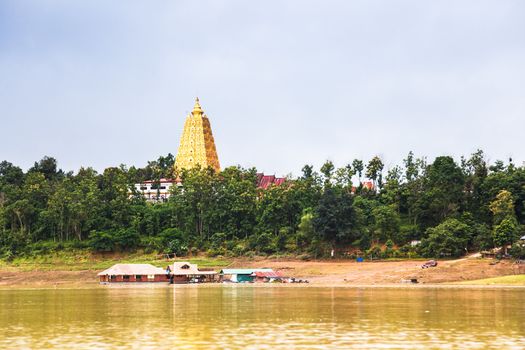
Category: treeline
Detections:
[{"x1": 1, "y1": 150, "x2": 525, "y2": 260}]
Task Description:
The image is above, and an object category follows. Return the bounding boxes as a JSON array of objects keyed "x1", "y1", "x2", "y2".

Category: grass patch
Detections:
[
  {"x1": 456, "y1": 275, "x2": 525, "y2": 286},
  {"x1": 0, "y1": 251, "x2": 231, "y2": 272}
]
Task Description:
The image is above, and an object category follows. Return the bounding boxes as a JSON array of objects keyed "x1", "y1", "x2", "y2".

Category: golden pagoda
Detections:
[{"x1": 174, "y1": 98, "x2": 221, "y2": 172}]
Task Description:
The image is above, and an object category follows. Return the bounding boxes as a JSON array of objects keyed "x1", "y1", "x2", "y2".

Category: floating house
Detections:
[
  {"x1": 219, "y1": 268, "x2": 274, "y2": 283},
  {"x1": 171, "y1": 262, "x2": 217, "y2": 284},
  {"x1": 251, "y1": 271, "x2": 286, "y2": 283},
  {"x1": 98, "y1": 264, "x2": 170, "y2": 283}
]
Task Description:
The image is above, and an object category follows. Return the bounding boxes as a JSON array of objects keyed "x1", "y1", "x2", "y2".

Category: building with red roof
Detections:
[{"x1": 256, "y1": 173, "x2": 286, "y2": 189}]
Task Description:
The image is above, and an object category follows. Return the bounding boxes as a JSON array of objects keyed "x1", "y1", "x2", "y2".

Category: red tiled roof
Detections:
[
  {"x1": 273, "y1": 178, "x2": 286, "y2": 186},
  {"x1": 362, "y1": 181, "x2": 374, "y2": 190},
  {"x1": 351, "y1": 181, "x2": 376, "y2": 193},
  {"x1": 256, "y1": 173, "x2": 286, "y2": 189}
]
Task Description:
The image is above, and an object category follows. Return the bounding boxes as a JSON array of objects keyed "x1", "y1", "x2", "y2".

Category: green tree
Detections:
[
  {"x1": 334, "y1": 164, "x2": 354, "y2": 189},
  {"x1": 419, "y1": 218, "x2": 471, "y2": 258},
  {"x1": 313, "y1": 187, "x2": 355, "y2": 248},
  {"x1": 366, "y1": 156, "x2": 384, "y2": 189},
  {"x1": 493, "y1": 217, "x2": 518, "y2": 255},
  {"x1": 320, "y1": 160, "x2": 335, "y2": 186},
  {"x1": 418, "y1": 156, "x2": 465, "y2": 228},
  {"x1": 489, "y1": 190, "x2": 515, "y2": 225},
  {"x1": 352, "y1": 159, "x2": 364, "y2": 183},
  {"x1": 371, "y1": 205, "x2": 400, "y2": 243},
  {"x1": 296, "y1": 209, "x2": 315, "y2": 250}
]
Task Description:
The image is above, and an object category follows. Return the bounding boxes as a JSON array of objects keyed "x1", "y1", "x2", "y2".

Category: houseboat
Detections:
[
  {"x1": 251, "y1": 270, "x2": 286, "y2": 283},
  {"x1": 170, "y1": 262, "x2": 217, "y2": 283},
  {"x1": 219, "y1": 268, "x2": 274, "y2": 283},
  {"x1": 98, "y1": 263, "x2": 170, "y2": 283}
]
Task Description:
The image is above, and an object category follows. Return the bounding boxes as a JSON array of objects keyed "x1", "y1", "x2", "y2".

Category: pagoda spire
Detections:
[
  {"x1": 192, "y1": 97, "x2": 203, "y2": 116},
  {"x1": 174, "y1": 98, "x2": 221, "y2": 172}
]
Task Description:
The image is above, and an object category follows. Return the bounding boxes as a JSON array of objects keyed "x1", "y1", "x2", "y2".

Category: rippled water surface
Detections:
[{"x1": 1, "y1": 286, "x2": 524, "y2": 349}]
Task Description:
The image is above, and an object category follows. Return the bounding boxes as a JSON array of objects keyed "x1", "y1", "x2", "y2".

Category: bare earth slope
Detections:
[
  {"x1": 0, "y1": 257, "x2": 523, "y2": 288},
  {"x1": 228, "y1": 257, "x2": 525, "y2": 285}
]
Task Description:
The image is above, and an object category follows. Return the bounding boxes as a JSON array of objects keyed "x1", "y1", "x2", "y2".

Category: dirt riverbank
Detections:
[
  {"x1": 232, "y1": 257, "x2": 524, "y2": 285},
  {"x1": 0, "y1": 256, "x2": 523, "y2": 288}
]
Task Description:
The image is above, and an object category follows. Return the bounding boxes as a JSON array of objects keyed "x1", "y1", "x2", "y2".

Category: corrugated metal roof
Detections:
[
  {"x1": 256, "y1": 173, "x2": 286, "y2": 189},
  {"x1": 97, "y1": 264, "x2": 166, "y2": 276},
  {"x1": 220, "y1": 268, "x2": 273, "y2": 275},
  {"x1": 253, "y1": 271, "x2": 284, "y2": 278}
]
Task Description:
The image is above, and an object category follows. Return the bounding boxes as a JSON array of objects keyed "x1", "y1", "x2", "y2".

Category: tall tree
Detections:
[
  {"x1": 418, "y1": 156, "x2": 465, "y2": 228},
  {"x1": 366, "y1": 156, "x2": 384, "y2": 189}
]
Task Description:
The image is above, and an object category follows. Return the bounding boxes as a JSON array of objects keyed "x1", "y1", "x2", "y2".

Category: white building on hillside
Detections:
[{"x1": 132, "y1": 178, "x2": 181, "y2": 202}]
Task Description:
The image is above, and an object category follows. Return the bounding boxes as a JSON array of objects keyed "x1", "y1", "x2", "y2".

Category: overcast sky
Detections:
[{"x1": 1, "y1": 1, "x2": 524, "y2": 176}]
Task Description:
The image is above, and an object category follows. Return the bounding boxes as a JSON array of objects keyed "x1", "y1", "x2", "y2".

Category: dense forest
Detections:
[{"x1": 1, "y1": 150, "x2": 524, "y2": 260}]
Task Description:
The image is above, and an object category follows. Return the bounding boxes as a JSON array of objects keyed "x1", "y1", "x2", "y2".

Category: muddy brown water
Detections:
[{"x1": 0, "y1": 285, "x2": 524, "y2": 349}]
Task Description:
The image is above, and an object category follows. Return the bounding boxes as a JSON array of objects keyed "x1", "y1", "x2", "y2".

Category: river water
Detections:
[{"x1": 0, "y1": 286, "x2": 524, "y2": 349}]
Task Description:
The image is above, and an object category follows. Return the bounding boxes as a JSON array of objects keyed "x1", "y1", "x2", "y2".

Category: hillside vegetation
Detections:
[{"x1": 1, "y1": 150, "x2": 525, "y2": 261}]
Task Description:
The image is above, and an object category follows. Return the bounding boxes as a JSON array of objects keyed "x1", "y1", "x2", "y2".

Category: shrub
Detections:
[
  {"x1": 232, "y1": 243, "x2": 246, "y2": 256},
  {"x1": 65, "y1": 240, "x2": 90, "y2": 250},
  {"x1": 256, "y1": 232, "x2": 274, "y2": 254},
  {"x1": 89, "y1": 231, "x2": 115, "y2": 252},
  {"x1": 244, "y1": 251, "x2": 256, "y2": 258},
  {"x1": 210, "y1": 232, "x2": 227, "y2": 249},
  {"x1": 366, "y1": 246, "x2": 382, "y2": 259},
  {"x1": 158, "y1": 228, "x2": 188, "y2": 256},
  {"x1": 357, "y1": 231, "x2": 372, "y2": 251},
  {"x1": 493, "y1": 218, "x2": 519, "y2": 254},
  {"x1": 509, "y1": 242, "x2": 525, "y2": 259},
  {"x1": 297, "y1": 253, "x2": 312, "y2": 261},
  {"x1": 418, "y1": 219, "x2": 470, "y2": 258},
  {"x1": 114, "y1": 228, "x2": 140, "y2": 251}
]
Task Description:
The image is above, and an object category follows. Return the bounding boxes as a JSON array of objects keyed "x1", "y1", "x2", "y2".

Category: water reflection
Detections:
[{"x1": 0, "y1": 286, "x2": 524, "y2": 349}]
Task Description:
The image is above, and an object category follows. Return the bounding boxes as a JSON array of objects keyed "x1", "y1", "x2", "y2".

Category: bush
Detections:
[
  {"x1": 357, "y1": 231, "x2": 372, "y2": 251},
  {"x1": 158, "y1": 228, "x2": 188, "y2": 256},
  {"x1": 244, "y1": 250, "x2": 256, "y2": 258},
  {"x1": 509, "y1": 242, "x2": 525, "y2": 259},
  {"x1": 207, "y1": 247, "x2": 226, "y2": 257},
  {"x1": 271, "y1": 228, "x2": 290, "y2": 252},
  {"x1": 210, "y1": 232, "x2": 227, "y2": 249},
  {"x1": 27, "y1": 241, "x2": 61, "y2": 255},
  {"x1": 65, "y1": 240, "x2": 90, "y2": 250},
  {"x1": 89, "y1": 231, "x2": 115, "y2": 252},
  {"x1": 114, "y1": 228, "x2": 140, "y2": 251},
  {"x1": 256, "y1": 232, "x2": 274, "y2": 254},
  {"x1": 232, "y1": 243, "x2": 246, "y2": 256},
  {"x1": 418, "y1": 219, "x2": 470, "y2": 258},
  {"x1": 473, "y1": 225, "x2": 493, "y2": 251},
  {"x1": 297, "y1": 253, "x2": 312, "y2": 261},
  {"x1": 0, "y1": 248, "x2": 14, "y2": 261},
  {"x1": 397, "y1": 224, "x2": 419, "y2": 245},
  {"x1": 139, "y1": 236, "x2": 157, "y2": 254},
  {"x1": 493, "y1": 217, "x2": 519, "y2": 253},
  {"x1": 366, "y1": 246, "x2": 382, "y2": 259}
]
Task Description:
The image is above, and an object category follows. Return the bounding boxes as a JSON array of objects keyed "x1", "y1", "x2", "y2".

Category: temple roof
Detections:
[{"x1": 256, "y1": 173, "x2": 286, "y2": 189}]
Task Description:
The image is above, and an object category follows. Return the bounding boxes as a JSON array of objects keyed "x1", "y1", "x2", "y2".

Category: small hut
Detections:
[
  {"x1": 251, "y1": 271, "x2": 285, "y2": 283},
  {"x1": 98, "y1": 264, "x2": 169, "y2": 283},
  {"x1": 171, "y1": 262, "x2": 217, "y2": 284},
  {"x1": 219, "y1": 268, "x2": 274, "y2": 283}
]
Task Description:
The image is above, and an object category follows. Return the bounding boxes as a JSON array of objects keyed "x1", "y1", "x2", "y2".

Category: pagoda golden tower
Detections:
[{"x1": 174, "y1": 98, "x2": 221, "y2": 172}]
